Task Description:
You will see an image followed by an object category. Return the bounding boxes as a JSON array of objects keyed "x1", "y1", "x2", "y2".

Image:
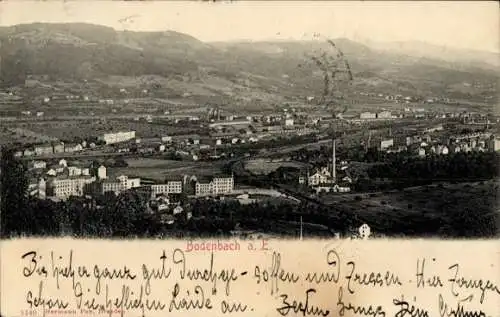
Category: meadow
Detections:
[{"x1": 107, "y1": 157, "x2": 227, "y2": 181}]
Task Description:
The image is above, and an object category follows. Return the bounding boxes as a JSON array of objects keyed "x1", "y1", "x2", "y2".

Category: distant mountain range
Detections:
[
  {"x1": 0, "y1": 23, "x2": 498, "y2": 103},
  {"x1": 362, "y1": 39, "x2": 500, "y2": 68}
]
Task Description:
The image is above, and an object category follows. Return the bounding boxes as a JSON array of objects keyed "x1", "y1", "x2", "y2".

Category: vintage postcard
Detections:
[{"x1": 0, "y1": 1, "x2": 499, "y2": 317}]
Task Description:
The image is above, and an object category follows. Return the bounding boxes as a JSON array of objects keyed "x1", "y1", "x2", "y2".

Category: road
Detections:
[{"x1": 19, "y1": 150, "x2": 129, "y2": 161}]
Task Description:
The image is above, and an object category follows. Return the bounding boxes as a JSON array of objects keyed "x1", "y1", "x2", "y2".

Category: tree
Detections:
[
  {"x1": 110, "y1": 191, "x2": 147, "y2": 236},
  {"x1": 1, "y1": 147, "x2": 29, "y2": 237}
]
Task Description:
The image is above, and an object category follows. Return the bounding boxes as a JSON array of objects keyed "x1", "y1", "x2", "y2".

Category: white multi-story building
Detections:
[
  {"x1": 101, "y1": 180, "x2": 123, "y2": 195},
  {"x1": 116, "y1": 175, "x2": 141, "y2": 190},
  {"x1": 360, "y1": 112, "x2": 376, "y2": 120},
  {"x1": 34, "y1": 145, "x2": 53, "y2": 156},
  {"x1": 97, "y1": 165, "x2": 107, "y2": 179},
  {"x1": 488, "y1": 138, "x2": 500, "y2": 152},
  {"x1": 99, "y1": 175, "x2": 141, "y2": 195},
  {"x1": 151, "y1": 180, "x2": 183, "y2": 196},
  {"x1": 377, "y1": 111, "x2": 392, "y2": 119},
  {"x1": 68, "y1": 166, "x2": 82, "y2": 177},
  {"x1": 212, "y1": 176, "x2": 234, "y2": 194},
  {"x1": 195, "y1": 175, "x2": 234, "y2": 196},
  {"x1": 99, "y1": 131, "x2": 136, "y2": 145},
  {"x1": 195, "y1": 181, "x2": 213, "y2": 196},
  {"x1": 30, "y1": 160, "x2": 47, "y2": 170},
  {"x1": 308, "y1": 172, "x2": 331, "y2": 186},
  {"x1": 47, "y1": 176, "x2": 96, "y2": 199},
  {"x1": 380, "y1": 139, "x2": 394, "y2": 150},
  {"x1": 307, "y1": 167, "x2": 333, "y2": 186}
]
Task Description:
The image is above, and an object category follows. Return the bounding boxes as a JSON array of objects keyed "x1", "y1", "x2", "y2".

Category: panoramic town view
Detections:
[{"x1": 1, "y1": 2, "x2": 499, "y2": 239}]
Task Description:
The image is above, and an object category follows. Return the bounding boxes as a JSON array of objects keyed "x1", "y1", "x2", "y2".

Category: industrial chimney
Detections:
[{"x1": 332, "y1": 139, "x2": 336, "y2": 183}]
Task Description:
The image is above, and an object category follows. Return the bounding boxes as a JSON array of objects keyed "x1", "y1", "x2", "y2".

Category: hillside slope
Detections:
[{"x1": 0, "y1": 23, "x2": 497, "y2": 104}]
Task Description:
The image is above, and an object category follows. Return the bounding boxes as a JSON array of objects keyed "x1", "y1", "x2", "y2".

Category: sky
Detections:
[{"x1": 0, "y1": 1, "x2": 498, "y2": 53}]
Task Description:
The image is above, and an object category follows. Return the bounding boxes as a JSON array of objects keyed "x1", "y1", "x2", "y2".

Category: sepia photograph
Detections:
[{"x1": 1, "y1": 0, "x2": 499, "y2": 240}]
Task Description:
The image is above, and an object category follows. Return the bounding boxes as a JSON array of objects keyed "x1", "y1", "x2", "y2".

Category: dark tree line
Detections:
[
  {"x1": 1, "y1": 146, "x2": 498, "y2": 238},
  {"x1": 367, "y1": 151, "x2": 499, "y2": 183}
]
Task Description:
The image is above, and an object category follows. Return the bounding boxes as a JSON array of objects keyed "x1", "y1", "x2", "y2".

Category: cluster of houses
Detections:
[
  {"x1": 298, "y1": 163, "x2": 352, "y2": 194},
  {"x1": 26, "y1": 157, "x2": 235, "y2": 203},
  {"x1": 14, "y1": 131, "x2": 140, "y2": 158},
  {"x1": 15, "y1": 141, "x2": 88, "y2": 158},
  {"x1": 377, "y1": 130, "x2": 500, "y2": 157},
  {"x1": 359, "y1": 111, "x2": 396, "y2": 120}
]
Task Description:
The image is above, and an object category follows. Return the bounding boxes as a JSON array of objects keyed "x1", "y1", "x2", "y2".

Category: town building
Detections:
[
  {"x1": 34, "y1": 145, "x2": 53, "y2": 156},
  {"x1": 53, "y1": 143, "x2": 65, "y2": 154},
  {"x1": 195, "y1": 175, "x2": 234, "y2": 196},
  {"x1": 98, "y1": 175, "x2": 141, "y2": 195},
  {"x1": 332, "y1": 184, "x2": 351, "y2": 193},
  {"x1": 68, "y1": 166, "x2": 82, "y2": 177},
  {"x1": 377, "y1": 111, "x2": 392, "y2": 119},
  {"x1": 101, "y1": 180, "x2": 123, "y2": 195},
  {"x1": 436, "y1": 145, "x2": 449, "y2": 155},
  {"x1": 47, "y1": 175, "x2": 96, "y2": 200},
  {"x1": 30, "y1": 160, "x2": 47, "y2": 170},
  {"x1": 208, "y1": 120, "x2": 252, "y2": 128},
  {"x1": 195, "y1": 180, "x2": 213, "y2": 196},
  {"x1": 161, "y1": 136, "x2": 173, "y2": 143},
  {"x1": 97, "y1": 165, "x2": 107, "y2": 179},
  {"x1": 307, "y1": 167, "x2": 333, "y2": 186},
  {"x1": 23, "y1": 149, "x2": 35, "y2": 157},
  {"x1": 360, "y1": 112, "x2": 376, "y2": 120},
  {"x1": 117, "y1": 175, "x2": 141, "y2": 190},
  {"x1": 151, "y1": 180, "x2": 183, "y2": 196},
  {"x1": 99, "y1": 131, "x2": 136, "y2": 145},
  {"x1": 417, "y1": 147, "x2": 426, "y2": 157},
  {"x1": 488, "y1": 138, "x2": 500, "y2": 152},
  {"x1": 380, "y1": 139, "x2": 394, "y2": 151},
  {"x1": 212, "y1": 175, "x2": 235, "y2": 194},
  {"x1": 28, "y1": 178, "x2": 47, "y2": 199},
  {"x1": 64, "y1": 143, "x2": 83, "y2": 153}
]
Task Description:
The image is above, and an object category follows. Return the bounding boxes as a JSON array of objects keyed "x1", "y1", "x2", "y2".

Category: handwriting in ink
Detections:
[
  {"x1": 438, "y1": 294, "x2": 486, "y2": 317},
  {"x1": 26, "y1": 281, "x2": 69, "y2": 311},
  {"x1": 75, "y1": 283, "x2": 165, "y2": 317},
  {"x1": 345, "y1": 261, "x2": 402, "y2": 294},
  {"x1": 254, "y1": 251, "x2": 300, "y2": 295},
  {"x1": 276, "y1": 288, "x2": 330, "y2": 317},
  {"x1": 416, "y1": 258, "x2": 443, "y2": 288},
  {"x1": 448, "y1": 264, "x2": 500, "y2": 304},
  {"x1": 51, "y1": 250, "x2": 92, "y2": 291},
  {"x1": 337, "y1": 286, "x2": 386, "y2": 317},
  {"x1": 305, "y1": 249, "x2": 340, "y2": 284},
  {"x1": 393, "y1": 295, "x2": 429, "y2": 317},
  {"x1": 168, "y1": 283, "x2": 213, "y2": 312},
  {"x1": 172, "y1": 248, "x2": 238, "y2": 296},
  {"x1": 21, "y1": 251, "x2": 48, "y2": 278},
  {"x1": 220, "y1": 300, "x2": 248, "y2": 314},
  {"x1": 142, "y1": 250, "x2": 172, "y2": 294},
  {"x1": 93, "y1": 263, "x2": 137, "y2": 295}
]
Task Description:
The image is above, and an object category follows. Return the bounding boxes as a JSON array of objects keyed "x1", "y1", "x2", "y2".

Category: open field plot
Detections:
[
  {"x1": 107, "y1": 158, "x2": 227, "y2": 181},
  {"x1": 244, "y1": 159, "x2": 309, "y2": 174},
  {"x1": 320, "y1": 180, "x2": 499, "y2": 236},
  {"x1": 0, "y1": 126, "x2": 58, "y2": 145}
]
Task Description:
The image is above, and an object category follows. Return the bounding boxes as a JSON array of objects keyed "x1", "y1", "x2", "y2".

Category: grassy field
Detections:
[
  {"x1": 0, "y1": 126, "x2": 59, "y2": 145},
  {"x1": 244, "y1": 159, "x2": 309, "y2": 174},
  {"x1": 320, "y1": 180, "x2": 499, "y2": 235},
  {"x1": 4, "y1": 119, "x2": 201, "y2": 142},
  {"x1": 107, "y1": 158, "x2": 227, "y2": 181}
]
